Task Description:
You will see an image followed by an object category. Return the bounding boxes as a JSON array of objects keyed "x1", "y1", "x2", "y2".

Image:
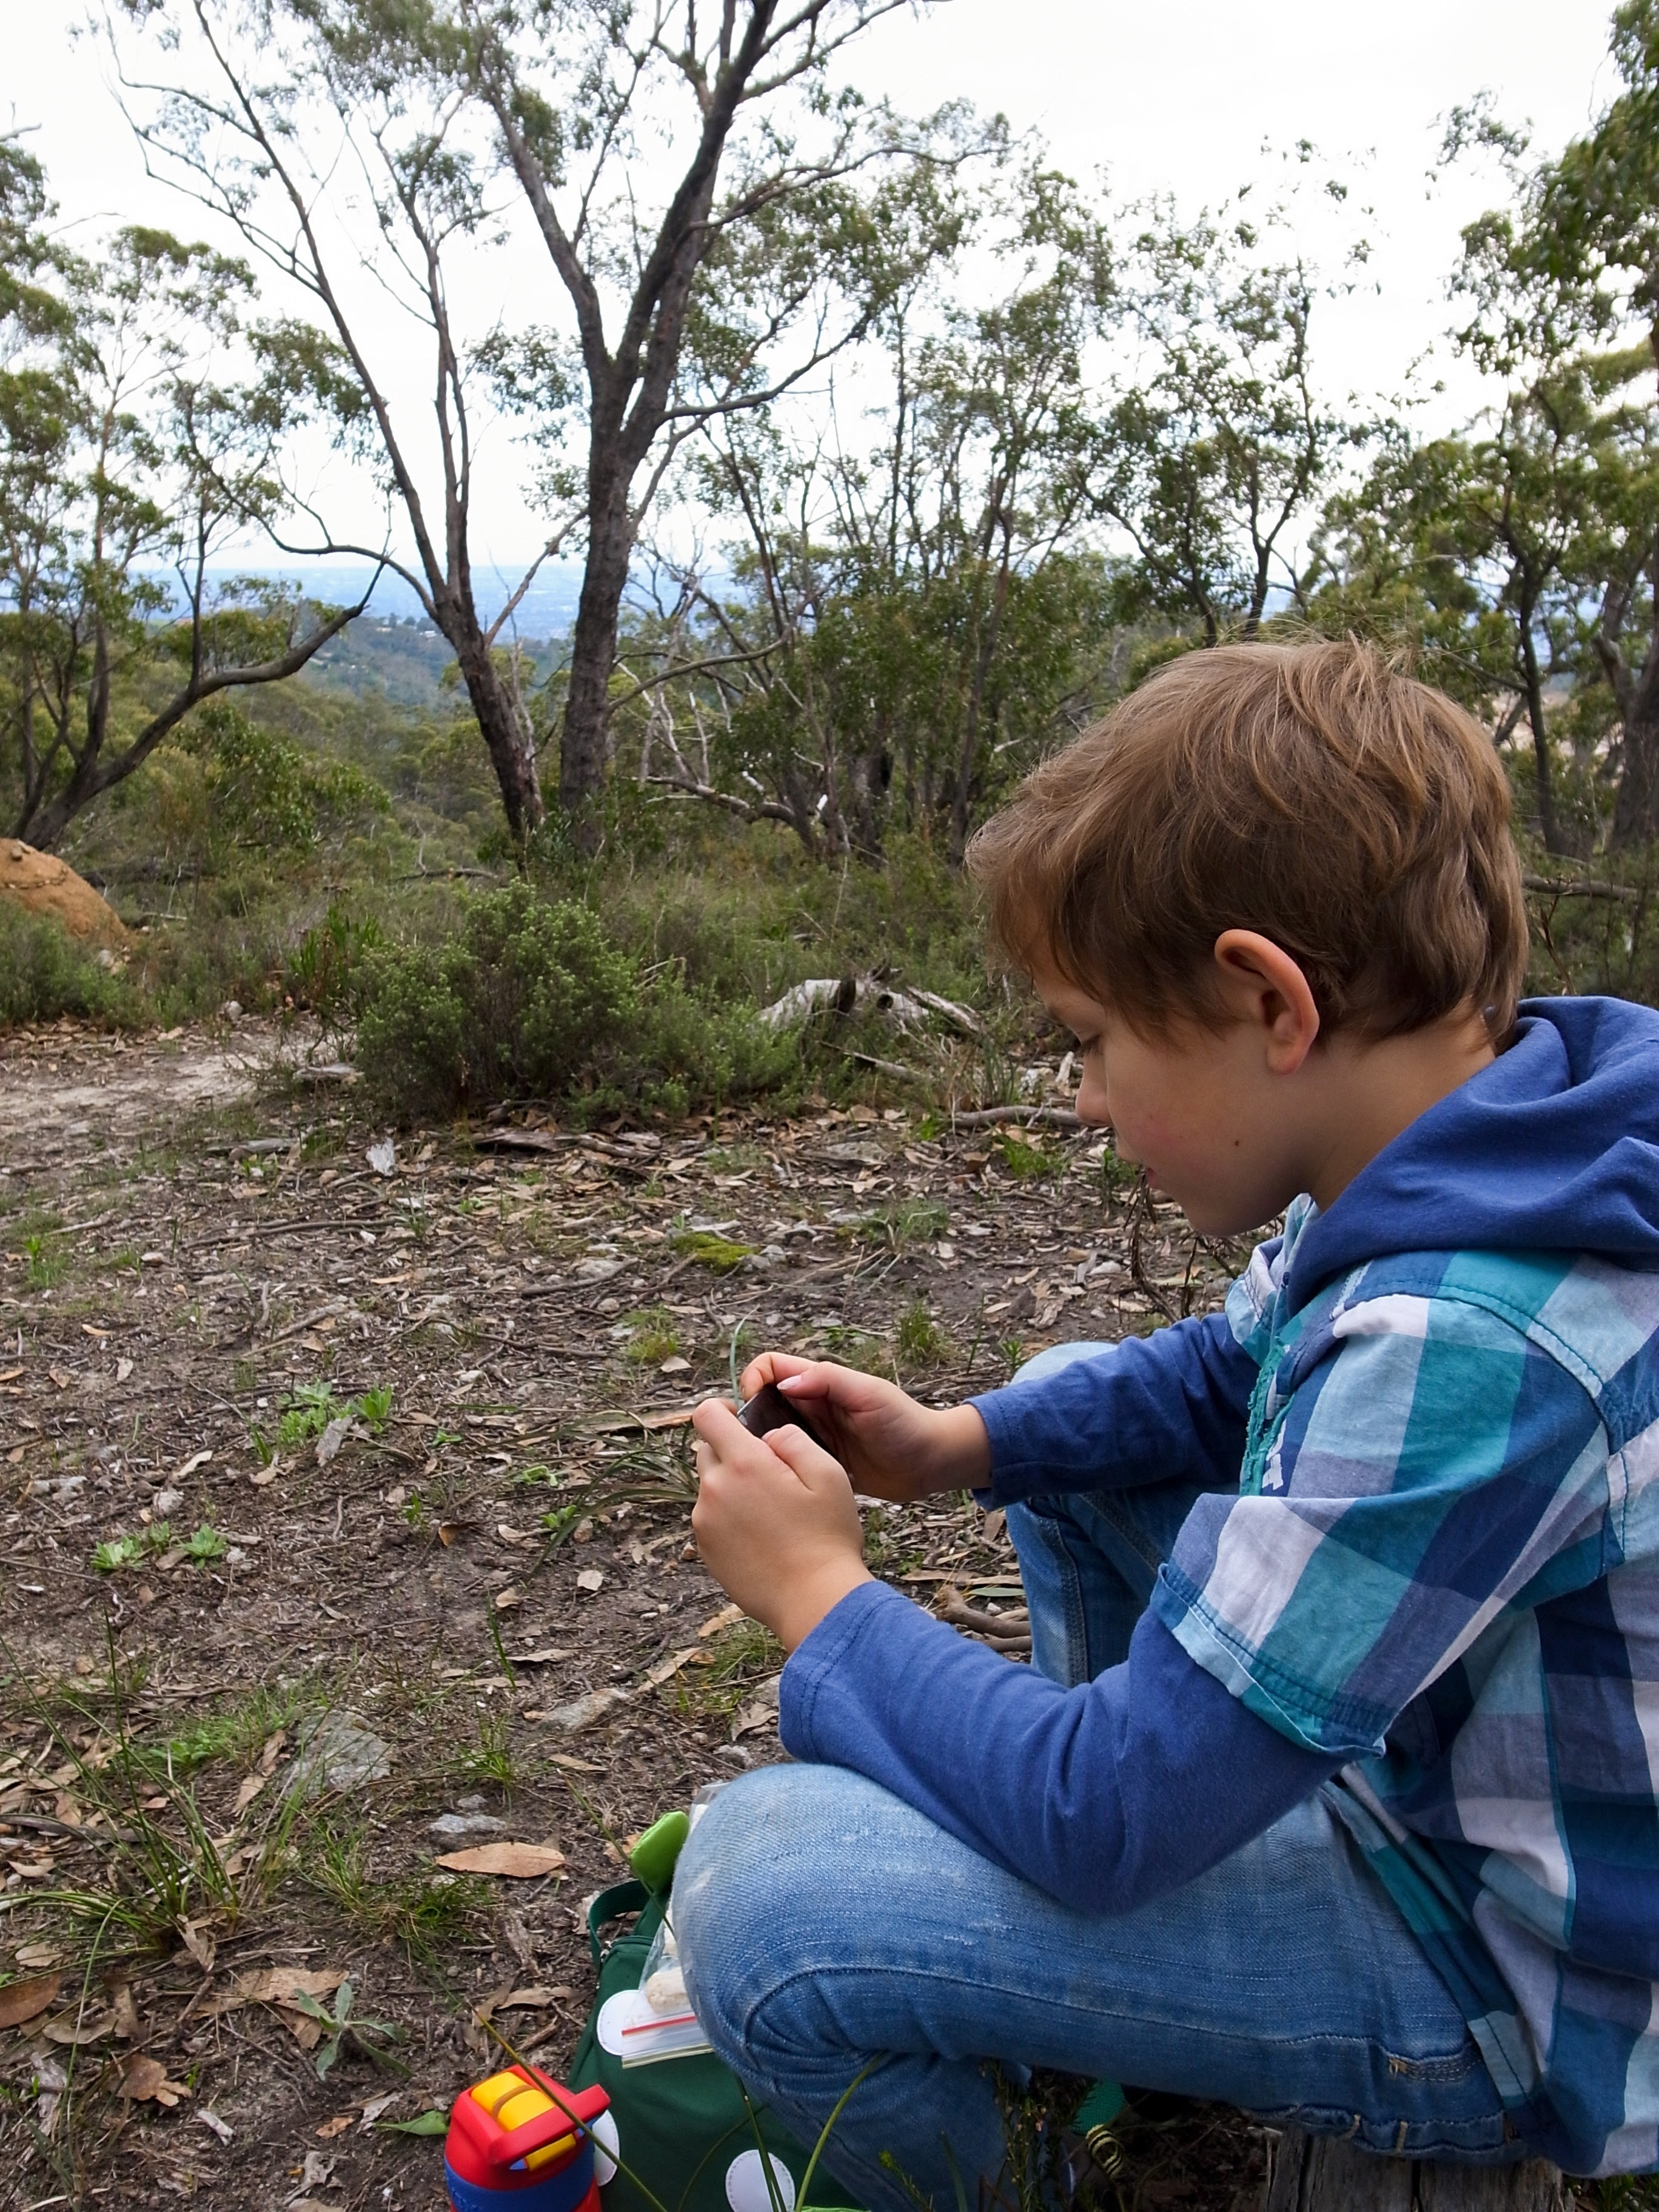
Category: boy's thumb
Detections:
[{"x1": 763, "y1": 1420, "x2": 844, "y2": 1486}]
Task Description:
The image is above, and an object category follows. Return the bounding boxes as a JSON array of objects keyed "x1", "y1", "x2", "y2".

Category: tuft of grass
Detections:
[
  {"x1": 303, "y1": 1818, "x2": 488, "y2": 1963},
  {"x1": 677, "y1": 1619, "x2": 783, "y2": 1722},
  {"x1": 623, "y1": 1305, "x2": 682, "y2": 1364},
  {"x1": 21, "y1": 1230, "x2": 69, "y2": 1290},
  {"x1": 161, "y1": 1683, "x2": 314, "y2": 1774},
  {"x1": 451, "y1": 1712, "x2": 515, "y2": 1792},
  {"x1": 896, "y1": 1297, "x2": 947, "y2": 1370}
]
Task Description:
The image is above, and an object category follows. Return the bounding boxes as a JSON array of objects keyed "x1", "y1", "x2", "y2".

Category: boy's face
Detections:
[{"x1": 1031, "y1": 959, "x2": 1315, "y2": 1238}]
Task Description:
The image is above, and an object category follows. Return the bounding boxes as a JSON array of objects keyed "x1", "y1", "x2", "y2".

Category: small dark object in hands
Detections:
[{"x1": 738, "y1": 1382, "x2": 833, "y2": 1456}]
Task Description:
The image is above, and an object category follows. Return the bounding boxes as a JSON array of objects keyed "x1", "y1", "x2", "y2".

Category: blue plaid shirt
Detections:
[{"x1": 1151, "y1": 1197, "x2": 1659, "y2": 2176}]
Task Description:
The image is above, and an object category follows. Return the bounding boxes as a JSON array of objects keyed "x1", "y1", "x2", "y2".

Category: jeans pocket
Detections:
[{"x1": 1381, "y1": 2044, "x2": 1486, "y2": 2085}]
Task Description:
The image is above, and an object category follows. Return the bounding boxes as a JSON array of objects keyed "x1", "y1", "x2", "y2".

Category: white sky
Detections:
[{"x1": 6, "y1": 0, "x2": 1620, "y2": 574}]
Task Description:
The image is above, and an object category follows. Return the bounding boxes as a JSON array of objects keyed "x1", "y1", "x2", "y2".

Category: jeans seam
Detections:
[{"x1": 729, "y1": 1959, "x2": 1490, "y2": 2095}]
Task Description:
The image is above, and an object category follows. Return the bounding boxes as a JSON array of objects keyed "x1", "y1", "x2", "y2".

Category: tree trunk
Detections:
[
  {"x1": 1612, "y1": 685, "x2": 1659, "y2": 849},
  {"x1": 448, "y1": 624, "x2": 544, "y2": 844},
  {"x1": 561, "y1": 489, "x2": 633, "y2": 820},
  {"x1": 1517, "y1": 606, "x2": 1564, "y2": 857},
  {"x1": 1262, "y1": 2127, "x2": 1572, "y2": 2212}
]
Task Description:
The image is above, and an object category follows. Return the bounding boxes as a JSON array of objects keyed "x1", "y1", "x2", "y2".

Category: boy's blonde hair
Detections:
[{"x1": 967, "y1": 639, "x2": 1529, "y2": 1041}]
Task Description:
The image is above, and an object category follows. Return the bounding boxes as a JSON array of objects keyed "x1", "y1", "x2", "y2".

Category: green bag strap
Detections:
[{"x1": 587, "y1": 1877, "x2": 652, "y2": 1969}]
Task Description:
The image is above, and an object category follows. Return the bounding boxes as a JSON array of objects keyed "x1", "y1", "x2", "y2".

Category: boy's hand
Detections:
[
  {"x1": 691, "y1": 1398, "x2": 872, "y2": 1651},
  {"x1": 736, "y1": 1353, "x2": 990, "y2": 1504}
]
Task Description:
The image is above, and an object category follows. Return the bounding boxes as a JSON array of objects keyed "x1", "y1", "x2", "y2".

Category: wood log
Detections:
[{"x1": 1262, "y1": 2126, "x2": 1574, "y2": 2212}]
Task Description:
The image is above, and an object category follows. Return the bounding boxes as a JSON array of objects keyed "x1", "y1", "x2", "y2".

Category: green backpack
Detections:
[
  {"x1": 568, "y1": 1870, "x2": 853, "y2": 2212},
  {"x1": 565, "y1": 1811, "x2": 1124, "y2": 2212}
]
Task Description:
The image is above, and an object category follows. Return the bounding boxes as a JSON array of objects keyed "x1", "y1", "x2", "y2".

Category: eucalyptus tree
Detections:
[
  {"x1": 635, "y1": 161, "x2": 1116, "y2": 858},
  {"x1": 1447, "y1": 1, "x2": 1659, "y2": 843},
  {"x1": 1086, "y1": 182, "x2": 1362, "y2": 645},
  {"x1": 0, "y1": 139, "x2": 366, "y2": 850},
  {"x1": 1307, "y1": 355, "x2": 1634, "y2": 855},
  {"x1": 112, "y1": 0, "x2": 960, "y2": 842}
]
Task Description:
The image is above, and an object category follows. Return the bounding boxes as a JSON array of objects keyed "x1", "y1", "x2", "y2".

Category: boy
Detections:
[{"x1": 674, "y1": 640, "x2": 1659, "y2": 2202}]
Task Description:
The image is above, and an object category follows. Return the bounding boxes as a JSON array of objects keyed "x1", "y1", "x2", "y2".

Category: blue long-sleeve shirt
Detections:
[{"x1": 778, "y1": 998, "x2": 1659, "y2": 2178}]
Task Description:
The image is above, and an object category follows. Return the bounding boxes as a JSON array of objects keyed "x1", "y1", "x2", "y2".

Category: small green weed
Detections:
[
  {"x1": 896, "y1": 1298, "x2": 947, "y2": 1369},
  {"x1": 292, "y1": 1978, "x2": 404, "y2": 2080},
  {"x1": 179, "y1": 1524, "x2": 228, "y2": 1564},
  {"x1": 994, "y1": 1130, "x2": 1059, "y2": 1180},
  {"x1": 453, "y1": 1712, "x2": 515, "y2": 1791},
  {"x1": 275, "y1": 1381, "x2": 343, "y2": 1447},
  {"x1": 872, "y1": 1199, "x2": 950, "y2": 1252},
  {"x1": 22, "y1": 1230, "x2": 69, "y2": 1290},
  {"x1": 257, "y1": 1380, "x2": 392, "y2": 1458},
  {"x1": 354, "y1": 1383, "x2": 394, "y2": 1432},
  {"x1": 161, "y1": 1683, "x2": 312, "y2": 1773},
  {"x1": 999, "y1": 1335, "x2": 1028, "y2": 1379},
  {"x1": 677, "y1": 1618, "x2": 783, "y2": 1721},
  {"x1": 671, "y1": 1229, "x2": 754, "y2": 1273},
  {"x1": 92, "y1": 1523, "x2": 173, "y2": 1573}
]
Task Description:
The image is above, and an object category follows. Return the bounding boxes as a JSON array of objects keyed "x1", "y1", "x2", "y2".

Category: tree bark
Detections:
[
  {"x1": 1262, "y1": 2127, "x2": 1572, "y2": 2212},
  {"x1": 446, "y1": 618, "x2": 543, "y2": 842},
  {"x1": 1516, "y1": 590, "x2": 1565, "y2": 857},
  {"x1": 1612, "y1": 676, "x2": 1659, "y2": 848},
  {"x1": 560, "y1": 474, "x2": 634, "y2": 819}
]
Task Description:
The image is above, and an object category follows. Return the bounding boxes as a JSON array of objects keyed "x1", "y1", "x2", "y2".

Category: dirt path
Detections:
[{"x1": 0, "y1": 1020, "x2": 1270, "y2": 2211}]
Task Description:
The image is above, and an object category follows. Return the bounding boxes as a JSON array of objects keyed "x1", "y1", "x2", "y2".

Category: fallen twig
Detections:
[{"x1": 948, "y1": 1105, "x2": 1082, "y2": 1131}]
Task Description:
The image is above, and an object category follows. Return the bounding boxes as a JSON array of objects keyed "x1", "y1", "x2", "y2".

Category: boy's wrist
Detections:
[
  {"x1": 774, "y1": 1560, "x2": 875, "y2": 1652},
  {"x1": 921, "y1": 1403, "x2": 993, "y2": 1495}
]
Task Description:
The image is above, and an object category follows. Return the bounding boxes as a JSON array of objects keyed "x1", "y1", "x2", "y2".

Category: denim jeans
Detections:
[{"x1": 674, "y1": 1346, "x2": 1512, "y2": 2211}]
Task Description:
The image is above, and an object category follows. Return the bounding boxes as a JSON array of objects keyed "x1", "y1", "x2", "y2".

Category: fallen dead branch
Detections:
[{"x1": 948, "y1": 1105, "x2": 1082, "y2": 1131}]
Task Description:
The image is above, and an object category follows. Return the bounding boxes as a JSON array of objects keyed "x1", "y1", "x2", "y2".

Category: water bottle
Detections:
[{"x1": 444, "y1": 2066, "x2": 618, "y2": 2211}]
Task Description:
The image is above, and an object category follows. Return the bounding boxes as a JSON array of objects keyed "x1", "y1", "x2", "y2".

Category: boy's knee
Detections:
[{"x1": 673, "y1": 1766, "x2": 823, "y2": 2048}]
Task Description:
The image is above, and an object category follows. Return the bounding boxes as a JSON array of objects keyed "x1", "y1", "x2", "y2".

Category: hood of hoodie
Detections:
[{"x1": 1284, "y1": 995, "x2": 1659, "y2": 1313}]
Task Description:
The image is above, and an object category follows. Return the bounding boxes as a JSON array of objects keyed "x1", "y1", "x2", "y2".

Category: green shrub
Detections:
[
  {"x1": 355, "y1": 882, "x2": 800, "y2": 1123},
  {"x1": 287, "y1": 897, "x2": 384, "y2": 1022},
  {"x1": 356, "y1": 883, "x2": 640, "y2": 1118},
  {"x1": 0, "y1": 904, "x2": 136, "y2": 1028}
]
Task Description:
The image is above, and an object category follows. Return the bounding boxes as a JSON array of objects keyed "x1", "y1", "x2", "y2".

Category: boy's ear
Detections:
[{"x1": 1211, "y1": 930, "x2": 1321, "y2": 1074}]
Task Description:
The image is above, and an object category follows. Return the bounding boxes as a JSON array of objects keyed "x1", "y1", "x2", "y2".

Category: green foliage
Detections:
[
  {"x1": 304, "y1": 1817, "x2": 486, "y2": 1963},
  {"x1": 181, "y1": 701, "x2": 388, "y2": 856},
  {"x1": 290, "y1": 1977, "x2": 401, "y2": 2080},
  {"x1": 0, "y1": 905, "x2": 135, "y2": 1029},
  {"x1": 287, "y1": 896, "x2": 383, "y2": 1021},
  {"x1": 896, "y1": 1297, "x2": 947, "y2": 1369},
  {"x1": 994, "y1": 1130, "x2": 1059, "y2": 1180},
  {"x1": 21, "y1": 1227, "x2": 69, "y2": 1290},
  {"x1": 92, "y1": 1523, "x2": 172, "y2": 1573},
  {"x1": 624, "y1": 1306, "x2": 682, "y2": 1364},
  {"x1": 354, "y1": 880, "x2": 796, "y2": 1122}
]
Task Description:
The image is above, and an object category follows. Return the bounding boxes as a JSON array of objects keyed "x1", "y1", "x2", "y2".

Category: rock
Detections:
[
  {"x1": 281, "y1": 1712, "x2": 392, "y2": 1800},
  {"x1": 220, "y1": 999, "x2": 243, "y2": 1022},
  {"x1": 427, "y1": 1812, "x2": 508, "y2": 1843},
  {"x1": 151, "y1": 1487, "x2": 184, "y2": 1518},
  {"x1": 315, "y1": 1417, "x2": 351, "y2": 1468},
  {"x1": 1, "y1": 840, "x2": 131, "y2": 946},
  {"x1": 535, "y1": 1686, "x2": 628, "y2": 1733}
]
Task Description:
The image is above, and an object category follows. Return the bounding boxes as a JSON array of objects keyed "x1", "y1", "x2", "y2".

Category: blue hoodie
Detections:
[{"x1": 779, "y1": 998, "x2": 1659, "y2": 2177}]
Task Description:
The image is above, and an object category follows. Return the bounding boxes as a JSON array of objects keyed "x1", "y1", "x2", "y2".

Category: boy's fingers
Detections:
[
  {"x1": 760, "y1": 1420, "x2": 847, "y2": 1488},
  {"x1": 739, "y1": 1351, "x2": 811, "y2": 1395}
]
